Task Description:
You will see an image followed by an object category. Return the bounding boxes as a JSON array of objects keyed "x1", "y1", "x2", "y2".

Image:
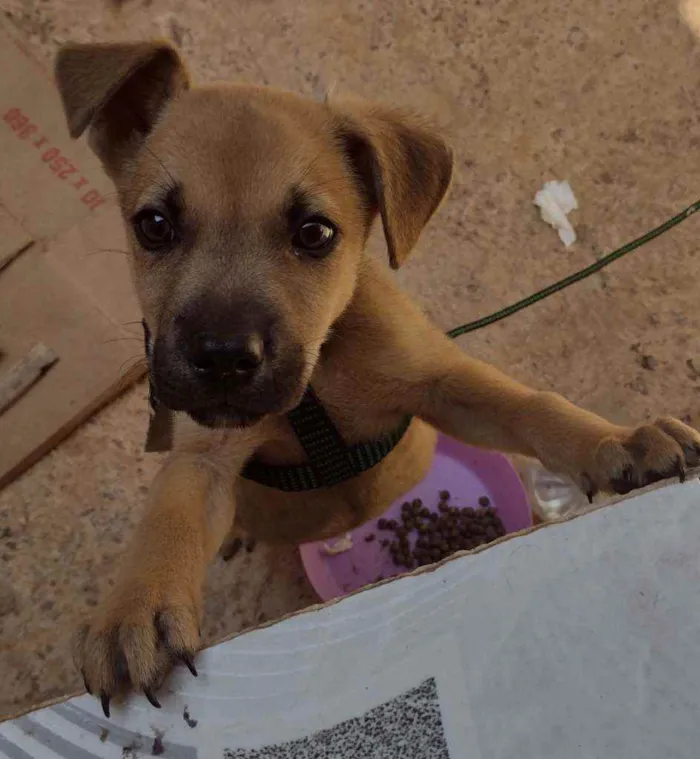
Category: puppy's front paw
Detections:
[
  {"x1": 76, "y1": 581, "x2": 201, "y2": 716},
  {"x1": 587, "y1": 417, "x2": 700, "y2": 497}
]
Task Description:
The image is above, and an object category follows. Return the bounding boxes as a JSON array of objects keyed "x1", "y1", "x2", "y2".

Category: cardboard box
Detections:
[
  {"x1": 1, "y1": 475, "x2": 698, "y2": 757},
  {"x1": 0, "y1": 18, "x2": 144, "y2": 488}
]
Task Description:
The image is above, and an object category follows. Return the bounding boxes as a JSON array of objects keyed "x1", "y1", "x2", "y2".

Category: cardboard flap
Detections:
[
  {"x1": 0, "y1": 237, "x2": 145, "y2": 489},
  {"x1": 0, "y1": 21, "x2": 112, "y2": 241},
  {"x1": 0, "y1": 18, "x2": 145, "y2": 488}
]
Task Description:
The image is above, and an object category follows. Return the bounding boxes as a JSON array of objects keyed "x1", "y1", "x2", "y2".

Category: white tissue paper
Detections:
[{"x1": 534, "y1": 179, "x2": 579, "y2": 247}]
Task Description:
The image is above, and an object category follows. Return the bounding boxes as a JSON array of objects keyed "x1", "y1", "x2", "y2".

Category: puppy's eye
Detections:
[
  {"x1": 133, "y1": 209, "x2": 176, "y2": 251},
  {"x1": 292, "y1": 217, "x2": 336, "y2": 257}
]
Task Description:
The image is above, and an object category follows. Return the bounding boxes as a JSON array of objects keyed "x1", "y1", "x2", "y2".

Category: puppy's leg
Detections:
[
  {"x1": 406, "y1": 340, "x2": 700, "y2": 497},
  {"x1": 76, "y1": 450, "x2": 247, "y2": 711}
]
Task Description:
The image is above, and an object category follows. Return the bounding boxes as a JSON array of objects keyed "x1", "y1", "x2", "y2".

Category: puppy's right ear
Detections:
[
  {"x1": 54, "y1": 41, "x2": 188, "y2": 174},
  {"x1": 332, "y1": 99, "x2": 453, "y2": 270}
]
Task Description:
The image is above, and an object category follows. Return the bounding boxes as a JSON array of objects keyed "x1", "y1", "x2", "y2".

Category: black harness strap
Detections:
[{"x1": 241, "y1": 388, "x2": 411, "y2": 491}]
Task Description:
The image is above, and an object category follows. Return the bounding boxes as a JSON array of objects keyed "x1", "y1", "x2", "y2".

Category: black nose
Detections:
[{"x1": 188, "y1": 332, "x2": 265, "y2": 380}]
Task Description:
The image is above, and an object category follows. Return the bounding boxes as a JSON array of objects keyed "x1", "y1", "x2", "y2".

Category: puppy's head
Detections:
[{"x1": 55, "y1": 42, "x2": 452, "y2": 428}]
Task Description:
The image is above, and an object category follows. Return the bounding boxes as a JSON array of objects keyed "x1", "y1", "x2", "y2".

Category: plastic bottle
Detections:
[{"x1": 524, "y1": 461, "x2": 591, "y2": 521}]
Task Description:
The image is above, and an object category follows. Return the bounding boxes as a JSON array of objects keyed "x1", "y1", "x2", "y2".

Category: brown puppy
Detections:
[{"x1": 56, "y1": 41, "x2": 700, "y2": 711}]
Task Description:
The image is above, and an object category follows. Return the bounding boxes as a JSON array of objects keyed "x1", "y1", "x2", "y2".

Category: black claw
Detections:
[
  {"x1": 144, "y1": 688, "x2": 161, "y2": 709},
  {"x1": 676, "y1": 457, "x2": 686, "y2": 483},
  {"x1": 100, "y1": 692, "x2": 111, "y2": 719},
  {"x1": 82, "y1": 670, "x2": 92, "y2": 696},
  {"x1": 179, "y1": 652, "x2": 198, "y2": 677},
  {"x1": 582, "y1": 474, "x2": 597, "y2": 504}
]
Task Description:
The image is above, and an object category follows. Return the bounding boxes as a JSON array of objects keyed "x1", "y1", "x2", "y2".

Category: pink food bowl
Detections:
[{"x1": 300, "y1": 434, "x2": 532, "y2": 602}]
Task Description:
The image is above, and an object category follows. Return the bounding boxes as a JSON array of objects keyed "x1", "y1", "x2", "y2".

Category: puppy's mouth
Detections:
[
  {"x1": 184, "y1": 397, "x2": 284, "y2": 429},
  {"x1": 155, "y1": 387, "x2": 300, "y2": 430},
  {"x1": 187, "y1": 404, "x2": 265, "y2": 429},
  {"x1": 150, "y1": 355, "x2": 308, "y2": 429}
]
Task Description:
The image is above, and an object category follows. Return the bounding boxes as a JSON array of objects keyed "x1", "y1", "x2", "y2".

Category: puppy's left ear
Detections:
[
  {"x1": 334, "y1": 100, "x2": 453, "y2": 269},
  {"x1": 54, "y1": 41, "x2": 188, "y2": 174}
]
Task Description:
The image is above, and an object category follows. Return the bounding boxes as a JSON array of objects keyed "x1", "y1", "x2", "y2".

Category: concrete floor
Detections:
[{"x1": 2, "y1": 0, "x2": 700, "y2": 719}]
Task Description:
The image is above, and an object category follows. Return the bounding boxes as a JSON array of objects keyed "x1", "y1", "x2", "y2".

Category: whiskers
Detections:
[
  {"x1": 114, "y1": 354, "x2": 148, "y2": 395},
  {"x1": 101, "y1": 319, "x2": 146, "y2": 348}
]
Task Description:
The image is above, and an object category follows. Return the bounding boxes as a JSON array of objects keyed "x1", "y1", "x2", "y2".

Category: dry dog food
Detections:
[{"x1": 378, "y1": 491, "x2": 506, "y2": 570}]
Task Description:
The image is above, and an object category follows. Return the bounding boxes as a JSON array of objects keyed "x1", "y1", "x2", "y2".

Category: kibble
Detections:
[
  {"x1": 376, "y1": 490, "x2": 507, "y2": 571},
  {"x1": 364, "y1": 533, "x2": 376, "y2": 543}
]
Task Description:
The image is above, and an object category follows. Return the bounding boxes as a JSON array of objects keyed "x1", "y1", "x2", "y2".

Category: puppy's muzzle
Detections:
[{"x1": 151, "y1": 297, "x2": 307, "y2": 427}]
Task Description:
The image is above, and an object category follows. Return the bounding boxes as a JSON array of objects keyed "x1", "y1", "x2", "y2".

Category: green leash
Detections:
[{"x1": 447, "y1": 198, "x2": 700, "y2": 339}]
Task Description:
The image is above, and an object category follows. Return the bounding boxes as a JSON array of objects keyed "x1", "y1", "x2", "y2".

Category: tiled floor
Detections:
[{"x1": 1, "y1": 0, "x2": 700, "y2": 718}]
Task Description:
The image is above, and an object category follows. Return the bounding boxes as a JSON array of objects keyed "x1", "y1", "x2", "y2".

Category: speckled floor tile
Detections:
[{"x1": 1, "y1": 0, "x2": 700, "y2": 719}]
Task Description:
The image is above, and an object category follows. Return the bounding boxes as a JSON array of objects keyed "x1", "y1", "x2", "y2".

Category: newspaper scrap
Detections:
[{"x1": 534, "y1": 180, "x2": 579, "y2": 247}]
